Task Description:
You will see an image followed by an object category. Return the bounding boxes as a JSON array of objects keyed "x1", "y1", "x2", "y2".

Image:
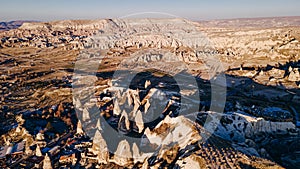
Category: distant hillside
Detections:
[
  {"x1": 0, "y1": 20, "x2": 37, "y2": 31},
  {"x1": 199, "y1": 16, "x2": 300, "y2": 28}
]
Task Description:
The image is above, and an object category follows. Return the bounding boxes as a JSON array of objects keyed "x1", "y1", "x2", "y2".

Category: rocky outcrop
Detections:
[
  {"x1": 0, "y1": 20, "x2": 108, "y2": 50},
  {"x1": 143, "y1": 116, "x2": 201, "y2": 149},
  {"x1": 197, "y1": 111, "x2": 296, "y2": 143},
  {"x1": 288, "y1": 68, "x2": 300, "y2": 82}
]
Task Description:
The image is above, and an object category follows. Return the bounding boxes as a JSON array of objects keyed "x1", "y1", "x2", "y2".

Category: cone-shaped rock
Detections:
[
  {"x1": 35, "y1": 145, "x2": 42, "y2": 157},
  {"x1": 92, "y1": 130, "x2": 109, "y2": 164},
  {"x1": 96, "y1": 118, "x2": 102, "y2": 131},
  {"x1": 113, "y1": 99, "x2": 121, "y2": 116},
  {"x1": 132, "y1": 143, "x2": 142, "y2": 164},
  {"x1": 113, "y1": 139, "x2": 132, "y2": 166},
  {"x1": 43, "y1": 153, "x2": 53, "y2": 169},
  {"x1": 118, "y1": 110, "x2": 130, "y2": 133},
  {"x1": 76, "y1": 120, "x2": 84, "y2": 135}
]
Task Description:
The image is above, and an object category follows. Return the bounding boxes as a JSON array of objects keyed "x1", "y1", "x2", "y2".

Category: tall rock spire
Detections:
[
  {"x1": 135, "y1": 110, "x2": 144, "y2": 133},
  {"x1": 113, "y1": 99, "x2": 121, "y2": 116},
  {"x1": 118, "y1": 110, "x2": 130, "y2": 133},
  {"x1": 76, "y1": 120, "x2": 84, "y2": 135},
  {"x1": 92, "y1": 130, "x2": 108, "y2": 164}
]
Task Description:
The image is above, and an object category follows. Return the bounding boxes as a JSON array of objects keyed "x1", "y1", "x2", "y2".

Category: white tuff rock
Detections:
[{"x1": 112, "y1": 139, "x2": 132, "y2": 166}]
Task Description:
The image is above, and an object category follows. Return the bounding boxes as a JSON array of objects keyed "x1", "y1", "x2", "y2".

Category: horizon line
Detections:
[{"x1": 1, "y1": 15, "x2": 300, "y2": 23}]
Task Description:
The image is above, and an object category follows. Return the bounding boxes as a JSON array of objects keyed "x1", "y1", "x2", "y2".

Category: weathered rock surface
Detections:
[
  {"x1": 1, "y1": 17, "x2": 299, "y2": 169},
  {"x1": 197, "y1": 111, "x2": 296, "y2": 143}
]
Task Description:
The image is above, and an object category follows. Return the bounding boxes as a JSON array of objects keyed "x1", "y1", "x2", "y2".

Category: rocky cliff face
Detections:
[
  {"x1": 0, "y1": 19, "x2": 108, "y2": 50},
  {"x1": 0, "y1": 21, "x2": 36, "y2": 31}
]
